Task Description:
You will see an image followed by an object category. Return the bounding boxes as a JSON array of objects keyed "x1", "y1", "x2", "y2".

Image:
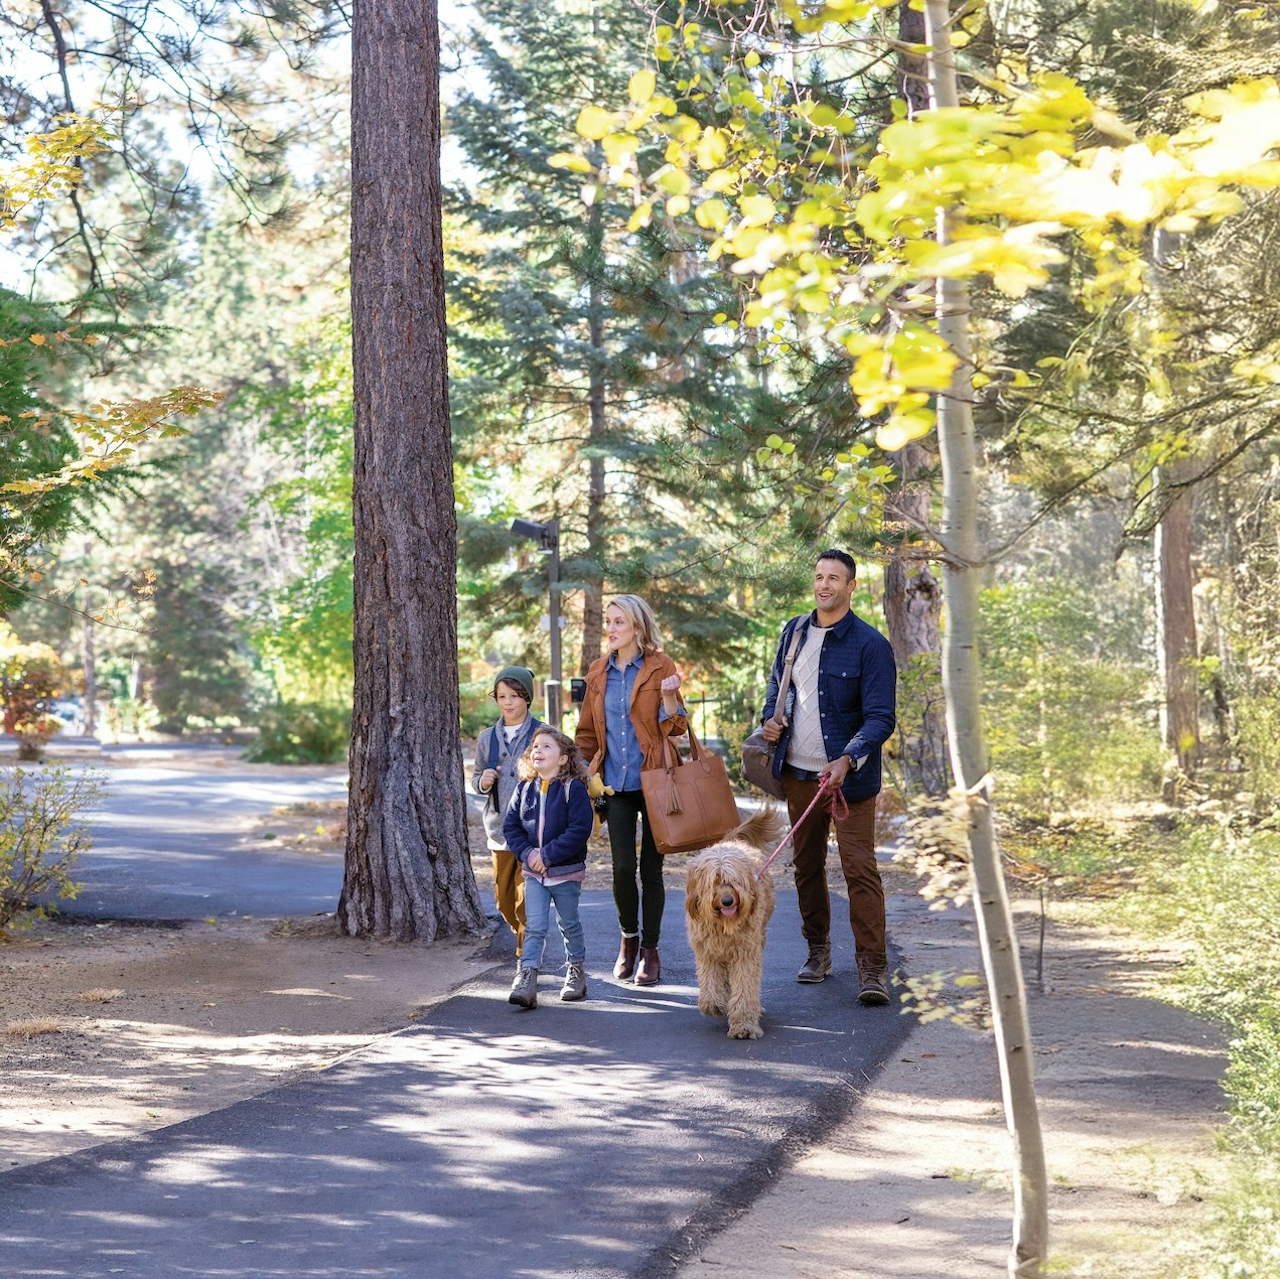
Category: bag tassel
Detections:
[{"x1": 666, "y1": 779, "x2": 683, "y2": 816}]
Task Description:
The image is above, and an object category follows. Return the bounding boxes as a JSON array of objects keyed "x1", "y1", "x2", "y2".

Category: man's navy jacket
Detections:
[{"x1": 761, "y1": 609, "x2": 898, "y2": 804}]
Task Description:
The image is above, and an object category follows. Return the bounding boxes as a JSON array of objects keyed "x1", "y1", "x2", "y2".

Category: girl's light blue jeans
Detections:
[{"x1": 521, "y1": 877, "x2": 585, "y2": 970}]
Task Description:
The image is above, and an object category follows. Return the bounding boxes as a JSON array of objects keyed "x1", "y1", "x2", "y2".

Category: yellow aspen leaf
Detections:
[
  {"x1": 696, "y1": 128, "x2": 728, "y2": 169},
  {"x1": 627, "y1": 202, "x2": 653, "y2": 231},
  {"x1": 738, "y1": 194, "x2": 777, "y2": 226},
  {"x1": 549, "y1": 152, "x2": 594, "y2": 173},
  {"x1": 656, "y1": 167, "x2": 692, "y2": 197},
  {"x1": 667, "y1": 194, "x2": 690, "y2": 216},
  {"x1": 669, "y1": 115, "x2": 701, "y2": 143},
  {"x1": 695, "y1": 198, "x2": 730, "y2": 230},
  {"x1": 629, "y1": 69, "x2": 656, "y2": 105},
  {"x1": 602, "y1": 134, "x2": 639, "y2": 166},
  {"x1": 575, "y1": 106, "x2": 614, "y2": 141},
  {"x1": 744, "y1": 50, "x2": 761, "y2": 68}
]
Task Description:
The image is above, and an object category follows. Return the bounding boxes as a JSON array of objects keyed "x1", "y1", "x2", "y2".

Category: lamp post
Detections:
[{"x1": 510, "y1": 518, "x2": 562, "y2": 725}]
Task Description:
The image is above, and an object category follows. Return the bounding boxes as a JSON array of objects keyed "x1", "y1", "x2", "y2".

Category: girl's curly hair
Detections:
[{"x1": 517, "y1": 725, "x2": 590, "y2": 784}]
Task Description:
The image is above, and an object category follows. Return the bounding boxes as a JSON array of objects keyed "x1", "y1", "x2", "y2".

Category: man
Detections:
[{"x1": 761, "y1": 549, "x2": 897, "y2": 1005}]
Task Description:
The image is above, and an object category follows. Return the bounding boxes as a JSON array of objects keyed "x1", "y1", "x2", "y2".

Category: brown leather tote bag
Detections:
[{"x1": 641, "y1": 725, "x2": 741, "y2": 855}]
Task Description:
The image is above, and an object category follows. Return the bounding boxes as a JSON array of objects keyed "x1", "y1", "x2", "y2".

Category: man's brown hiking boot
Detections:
[
  {"x1": 797, "y1": 942, "x2": 832, "y2": 983},
  {"x1": 857, "y1": 960, "x2": 891, "y2": 1006}
]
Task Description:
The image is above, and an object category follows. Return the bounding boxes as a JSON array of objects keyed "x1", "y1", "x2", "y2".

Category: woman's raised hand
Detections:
[{"x1": 660, "y1": 671, "x2": 682, "y2": 693}]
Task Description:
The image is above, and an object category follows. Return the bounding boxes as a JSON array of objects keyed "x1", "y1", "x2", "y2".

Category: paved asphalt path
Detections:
[
  {"x1": 0, "y1": 889, "x2": 910, "y2": 1278},
  {"x1": 45, "y1": 747, "x2": 349, "y2": 920}
]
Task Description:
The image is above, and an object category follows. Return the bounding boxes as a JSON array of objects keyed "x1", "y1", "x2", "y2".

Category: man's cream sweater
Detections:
[{"x1": 785, "y1": 624, "x2": 832, "y2": 772}]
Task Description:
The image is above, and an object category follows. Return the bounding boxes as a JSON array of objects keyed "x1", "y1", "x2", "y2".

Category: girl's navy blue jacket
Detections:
[{"x1": 502, "y1": 776, "x2": 594, "y2": 876}]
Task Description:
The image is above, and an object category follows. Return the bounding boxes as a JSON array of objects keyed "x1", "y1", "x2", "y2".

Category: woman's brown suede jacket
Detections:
[{"x1": 575, "y1": 648, "x2": 688, "y2": 776}]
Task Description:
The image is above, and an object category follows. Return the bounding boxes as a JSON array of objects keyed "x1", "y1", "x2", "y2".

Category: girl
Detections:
[
  {"x1": 471, "y1": 666, "x2": 541, "y2": 974},
  {"x1": 503, "y1": 725, "x2": 595, "y2": 1009},
  {"x1": 575, "y1": 594, "x2": 686, "y2": 987}
]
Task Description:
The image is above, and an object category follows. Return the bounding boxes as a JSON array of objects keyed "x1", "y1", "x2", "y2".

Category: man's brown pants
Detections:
[
  {"x1": 781, "y1": 771, "x2": 885, "y2": 965},
  {"x1": 492, "y1": 848, "x2": 526, "y2": 958}
]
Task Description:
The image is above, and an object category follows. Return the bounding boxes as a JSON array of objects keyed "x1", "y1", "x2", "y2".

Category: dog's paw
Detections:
[
  {"x1": 728, "y1": 1022, "x2": 764, "y2": 1040},
  {"x1": 699, "y1": 999, "x2": 727, "y2": 1018}
]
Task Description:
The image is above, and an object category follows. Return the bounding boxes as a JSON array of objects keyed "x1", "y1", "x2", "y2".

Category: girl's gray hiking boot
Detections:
[
  {"x1": 560, "y1": 962, "x2": 588, "y2": 1002},
  {"x1": 509, "y1": 966, "x2": 538, "y2": 1009}
]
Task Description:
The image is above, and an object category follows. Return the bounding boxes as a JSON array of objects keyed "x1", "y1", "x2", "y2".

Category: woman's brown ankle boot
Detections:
[{"x1": 614, "y1": 934, "x2": 639, "y2": 979}]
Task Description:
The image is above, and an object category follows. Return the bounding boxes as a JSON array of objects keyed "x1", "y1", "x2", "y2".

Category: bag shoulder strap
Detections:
[
  {"x1": 771, "y1": 617, "x2": 809, "y2": 723},
  {"x1": 487, "y1": 719, "x2": 503, "y2": 771}
]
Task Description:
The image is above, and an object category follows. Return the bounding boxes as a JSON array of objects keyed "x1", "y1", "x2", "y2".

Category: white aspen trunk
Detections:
[
  {"x1": 82, "y1": 614, "x2": 96, "y2": 738},
  {"x1": 921, "y1": 2, "x2": 1050, "y2": 1273}
]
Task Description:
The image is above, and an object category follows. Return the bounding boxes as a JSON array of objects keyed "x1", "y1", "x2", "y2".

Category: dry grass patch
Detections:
[
  {"x1": 5, "y1": 1017, "x2": 63, "y2": 1037},
  {"x1": 77, "y1": 988, "x2": 124, "y2": 1003}
]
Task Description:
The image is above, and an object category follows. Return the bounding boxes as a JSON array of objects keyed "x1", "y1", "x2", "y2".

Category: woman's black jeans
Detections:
[{"x1": 605, "y1": 789, "x2": 665, "y2": 947}]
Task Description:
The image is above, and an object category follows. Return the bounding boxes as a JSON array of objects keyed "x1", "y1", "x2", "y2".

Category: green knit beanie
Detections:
[{"x1": 492, "y1": 666, "x2": 535, "y2": 704}]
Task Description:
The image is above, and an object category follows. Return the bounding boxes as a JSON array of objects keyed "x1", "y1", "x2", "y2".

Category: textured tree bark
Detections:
[
  {"x1": 1155, "y1": 467, "x2": 1200, "y2": 775},
  {"x1": 923, "y1": 2, "x2": 1050, "y2": 1273},
  {"x1": 341, "y1": 0, "x2": 487, "y2": 943},
  {"x1": 884, "y1": 440, "x2": 949, "y2": 796},
  {"x1": 581, "y1": 202, "x2": 607, "y2": 675},
  {"x1": 897, "y1": 0, "x2": 931, "y2": 118}
]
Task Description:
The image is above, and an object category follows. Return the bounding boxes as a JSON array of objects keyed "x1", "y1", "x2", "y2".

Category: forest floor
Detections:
[
  {"x1": 678, "y1": 889, "x2": 1227, "y2": 1278},
  {"x1": 0, "y1": 759, "x2": 1229, "y2": 1276}
]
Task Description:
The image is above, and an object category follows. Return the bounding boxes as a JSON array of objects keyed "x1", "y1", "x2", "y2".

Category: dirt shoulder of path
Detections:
[
  {"x1": 680, "y1": 890, "x2": 1227, "y2": 1279},
  {"x1": 0, "y1": 914, "x2": 493, "y2": 1171}
]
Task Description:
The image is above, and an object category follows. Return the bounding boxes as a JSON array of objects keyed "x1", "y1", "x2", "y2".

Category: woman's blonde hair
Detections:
[
  {"x1": 517, "y1": 725, "x2": 591, "y2": 784},
  {"x1": 606, "y1": 594, "x2": 662, "y2": 655}
]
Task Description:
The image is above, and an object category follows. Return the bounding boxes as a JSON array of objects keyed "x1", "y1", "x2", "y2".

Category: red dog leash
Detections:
[{"x1": 756, "y1": 781, "x2": 850, "y2": 880}]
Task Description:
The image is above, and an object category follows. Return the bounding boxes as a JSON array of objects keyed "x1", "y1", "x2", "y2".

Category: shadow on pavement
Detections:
[{"x1": 0, "y1": 890, "x2": 912, "y2": 1278}]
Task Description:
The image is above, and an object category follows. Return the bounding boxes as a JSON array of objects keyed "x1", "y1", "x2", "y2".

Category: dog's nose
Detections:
[{"x1": 720, "y1": 893, "x2": 735, "y2": 908}]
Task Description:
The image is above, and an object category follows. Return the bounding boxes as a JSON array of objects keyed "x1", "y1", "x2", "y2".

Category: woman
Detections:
[{"x1": 576, "y1": 594, "x2": 687, "y2": 986}]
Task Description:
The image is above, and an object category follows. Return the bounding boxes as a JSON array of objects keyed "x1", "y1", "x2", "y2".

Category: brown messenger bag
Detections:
[{"x1": 740, "y1": 619, "x2": 808, "y2": 800}]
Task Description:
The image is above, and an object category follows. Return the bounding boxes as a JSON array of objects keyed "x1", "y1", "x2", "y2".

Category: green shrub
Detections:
[
  {"x1": 460, "y1": 679, "x2": 498, "y2": 741},
  {"x1": 0, "y1": 766, "x2": 106, "y2": 930},
  {"x1": 246, "y1": 702, "x2": 350, "y2": 764},
  {"x1": 1106, "y1": 819, "x2": 1280, "y2": 1278},
  {"x1": 981, "y1": 580, "x2": 1163, "y2": 818}
]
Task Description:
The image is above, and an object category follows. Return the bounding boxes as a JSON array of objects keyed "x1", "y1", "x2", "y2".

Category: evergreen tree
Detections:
[{"x1": 447, "y1": 0, "x2": 888, "y2": 679}]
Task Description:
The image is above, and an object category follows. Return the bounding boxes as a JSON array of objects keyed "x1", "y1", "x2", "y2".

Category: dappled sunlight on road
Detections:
[{"x1": 0, "y1": 889, "x2": 913, "y2": 1277}]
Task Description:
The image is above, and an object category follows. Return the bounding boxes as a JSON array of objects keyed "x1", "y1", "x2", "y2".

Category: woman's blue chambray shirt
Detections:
[{"x1": 602, "y1": 651, "x2": 679, "y2": 792}]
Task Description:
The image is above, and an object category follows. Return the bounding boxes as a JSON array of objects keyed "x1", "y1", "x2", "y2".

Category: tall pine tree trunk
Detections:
[
  {"x1": 884, "y1": 441, "x2": 948, "y2": 796},
  {"x1": 923, "y1": 2, "x2": 1049, "y2": 1272},
  {"x1": 884, "y1": 2, "x2": 948, "y2": 796},
  {"x1": 341, "y1": 0, "x2": 487, "y2": 943},
  {"x1": 1156, "y1": 465, "x2": 1200, "y2": 775},
  {"x1": 581, "y1": 202, "x2": 607, "y2": 674}
]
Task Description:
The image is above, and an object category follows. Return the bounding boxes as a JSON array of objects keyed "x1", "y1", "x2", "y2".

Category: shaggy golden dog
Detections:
[{"x1": 684, "y1": 808, "x2": 785, "y2": 1040}]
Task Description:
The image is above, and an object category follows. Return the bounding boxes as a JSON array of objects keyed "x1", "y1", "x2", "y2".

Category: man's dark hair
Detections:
[{"x1": 815, "y1": 548, "x2": 857, "y2": 580}]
